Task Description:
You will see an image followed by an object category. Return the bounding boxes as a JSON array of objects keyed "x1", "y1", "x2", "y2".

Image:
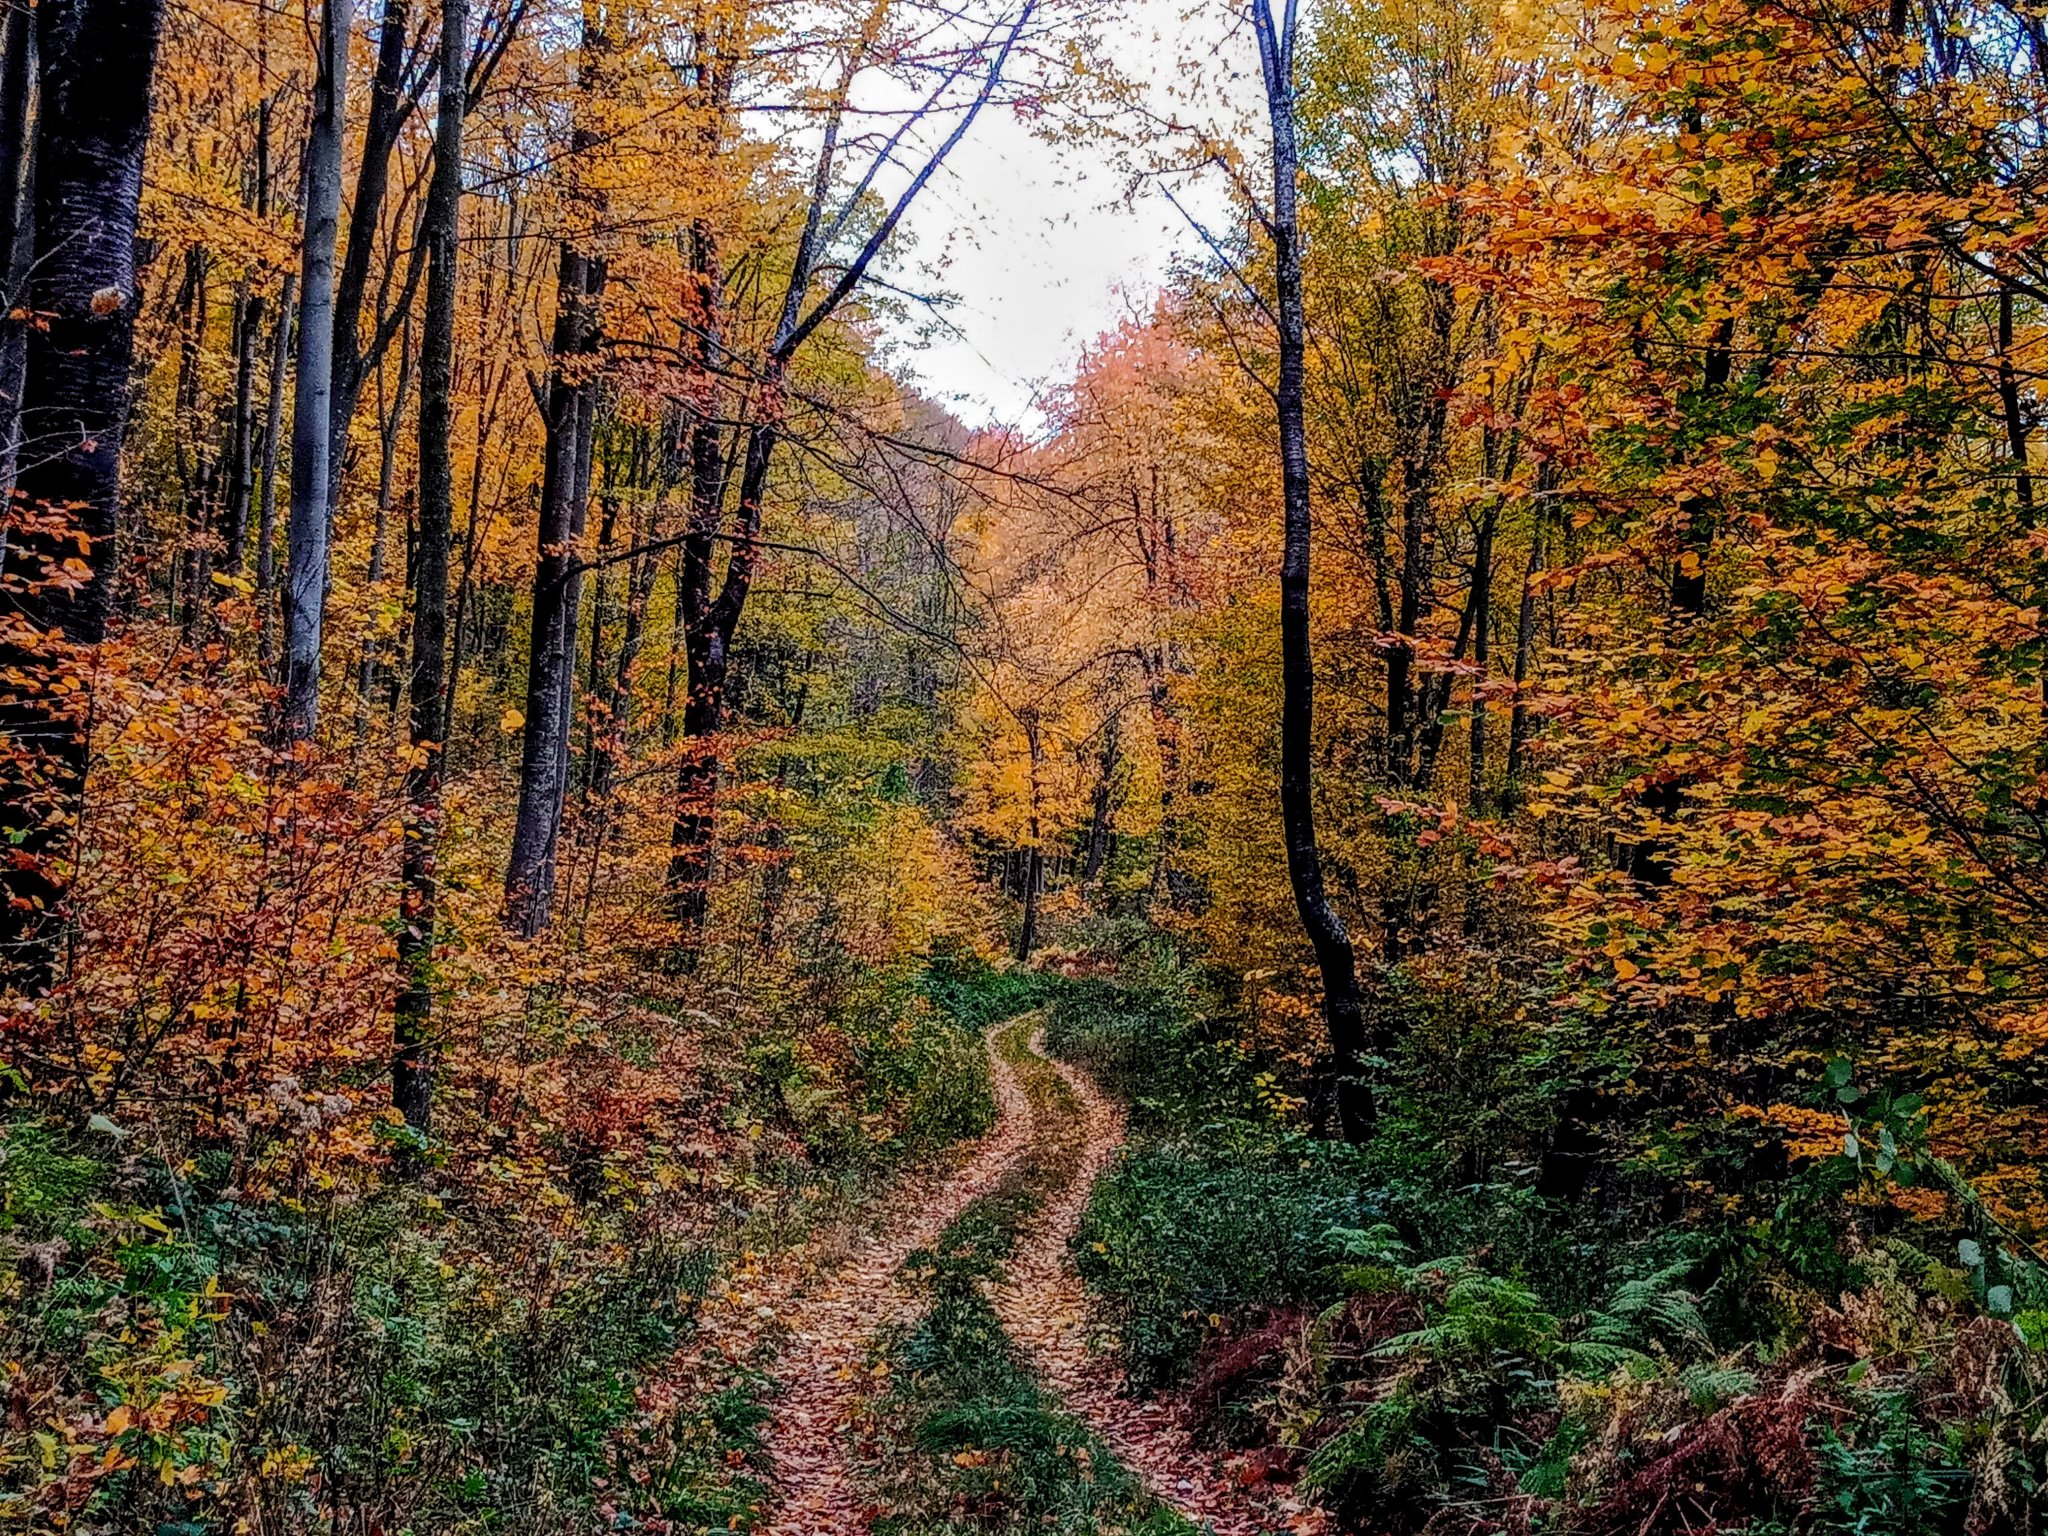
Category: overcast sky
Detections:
[{"x1": 880, "y1": 0, "x2": 1251, "y2": 431}]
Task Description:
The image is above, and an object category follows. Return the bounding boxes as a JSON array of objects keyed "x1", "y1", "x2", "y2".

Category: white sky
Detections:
[{"x1": 882, "y1": 0, "x2": 1251, "y2": 431}]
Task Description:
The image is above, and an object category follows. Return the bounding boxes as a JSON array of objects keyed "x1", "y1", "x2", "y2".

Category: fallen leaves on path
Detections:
[
  {"x1": 754, "y1": 1022, "x2": 1036, "y2": 1535},
  {"x1": 993, "y1": 1033, "x2": 1334, "y2": 1536}
]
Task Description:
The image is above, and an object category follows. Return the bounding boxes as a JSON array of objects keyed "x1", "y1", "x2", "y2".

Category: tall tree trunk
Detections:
[
  {"x1": 175, "y1": 246, "x2": 213, "y2": 638},
  {"x1": 1467, "y1": 509, "x2": 1495, "y2": 814},
  {"x1": 1504, "y1": 512, "x2": 1544, "y2": 795},
  {"x1": 254, "y1": 275, "x2": 294, "y2": 665},
  {"x1": 0, "y1": 0, "x2": 168, "y2": 992},
  {"x1": 665, "y1": 2, "x2": 1026, "y2": 936},
  {"x1": 394, "y1": 0, "x2": 463, "y2": 1135},
  {"x1": 328, "y1": 0, "x2": 417, "y2": 515},
  {"x1": 355, "y1": 337, "x2": 412, "y2": 730},
  {"x1": 1082, "y1": 712, "x2": 1118, "y2": 884},
  {"x1": 1253, "y1": 0, "x2": 1371, "y2": 1139},
  {"x1": 587, "y1": 498, "x2": 661, "y2": 806},
  {"x1": 1141, "y1": 645, "x2": 1181, "y2": 907},
  {"x1": 503, "y1": 246, "x2": 603, "y2": 937},
  {"x1": 219, "y1": 284, "x2": 263, "y2": 582},
  {"x1": 0, "y1": 1, "x2": 36, "y2": 511},
  {"x1": 280, "y1": 0, "x2": 355, "y2": 742}
]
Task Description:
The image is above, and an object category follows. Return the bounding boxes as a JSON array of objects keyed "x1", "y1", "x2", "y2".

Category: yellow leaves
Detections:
[{"x1": 499, "y1": 708, "x2": 525, "y2": 733}]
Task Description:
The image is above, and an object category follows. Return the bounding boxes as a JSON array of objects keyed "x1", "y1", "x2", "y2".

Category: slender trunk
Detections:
[
  {"x1": 220, "y1": 285, "x2": 262, "y2": 579},
  {"x1": 0, "y1": 1, "x2": 36, "y2": 508},
  {"x1": 1016, "y1": 846, "x2": 1042, "y2": 961},
  {"x1": 1142, "y1": 645, "x2": 1181, "y2": 907},
  {"x1": 580, "y1": 489, "x2": 619, "y2": 793},
  {"x1": 356, "y1": 336, "x2": 411, "y2": 723},
  {"x1": 1082, "y1": 714, "x2": 1118, "y2": 884},
  {"x1": 177, "y1": 247, "x2": 214, "y2": 637},
  {"x1": 395, "y1": 0, "x2": 463, "y2": 1135},
  {"x1": 0, "y1": 0, "x2": 168, "y2": 992},
  {"x1": 503, "y1": 245, "x2": 604, "y2": 937},
  {"x1": 2000, "y1": 283, "x2": 2035, "y2": 527},
  {"x1": 1467, "y1": 510, "x2": 1495, "y2": 814},
  {"x1": 281, "y1": 0, "x2": 355, "y2": 742},
  {"x1": 1504, "y1": 513, "x2": 1544, "y2": 794},
  {"x1": 588, "y1": 501, "x2": 661, "y2": 805},
  {"x1": 1254, "y1": 0, "x2": 1370, "y2": 1139},
  {"x1": 255, "y1": 275, "x2": 294, "y2": 665},
  {"x1": 328, "y1": 0, "x2": 415, "y2": 514}
]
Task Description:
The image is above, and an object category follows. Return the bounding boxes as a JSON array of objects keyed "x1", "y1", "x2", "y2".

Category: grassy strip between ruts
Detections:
[{"x1": 850, "y1": 1013, "x2": 1196, "y2": 1536}]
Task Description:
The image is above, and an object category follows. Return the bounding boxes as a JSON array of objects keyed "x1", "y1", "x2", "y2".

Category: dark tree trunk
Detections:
[
  {"x1": 503, "y1": 245, "x2": 604, "y2": 938},
  {"x1": 175, "y1": 245, "x2": 213, "y2": 638},
  {"x1": 219, "y1": 285, "x2": 263, "y2": 582},
  {"x1": 355, "y1": 336, "x2": 412, "y2": 730},
  {"x1": 1467, "y1": 509, "x2": 1495, "y2": 813},
  {"x1": 586, "y1": 496, "x2": 662, "y2": 806},
  {"x1": 1504, "y1": 511, "x2": 1544, "y2": 795},
  {"x1": 1082, "y1": 713, "x2": 1118, "y2": 884},
  {"x1": 328, "y1": 0, "x2": 418, "y2": 514},
  {"x1": 281, "y1": 0, "x2": 354, "y2": 742},
  {"x1": 254, "y1": 275, "x2": 294, "y2": 665},
  {"x1": 663, "y1": 6, "x2": 1024, "y2": 937},
  {"x1": 1016, "y1": 846, "x2": 1042, "y2": 961},
  {"x1": 1999, "y1": 283, "x2": 2035, "y2": 528},
  {"x1": 0, "y1": 0, "x2": 168, "y2": 992},
  {"x1": 1253, "y1": 0, "x2": 1371, "y2": 1139},
  {"x1": 394, "y1": 0, "x2": 463, "y2": 1135},
  {"x1": 0, "y1": 1, "x2": 36, "y2": 509}
]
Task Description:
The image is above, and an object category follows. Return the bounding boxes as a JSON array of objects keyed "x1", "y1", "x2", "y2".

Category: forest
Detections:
[{"x1": 2, "y1": 0, "x2": 2046, "y2": 1530}]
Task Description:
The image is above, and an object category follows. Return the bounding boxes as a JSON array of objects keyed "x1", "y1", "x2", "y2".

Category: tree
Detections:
[
  {"x1": 665, "y1": 0, "x2": 1041, "y2": 938},
  {"x1": 1251, "y1": 0, "x2": 1372, "y2": 1137},
  {"x1": 394, "y1": 0, "x2": 465, "y2": 1134},
  {"x1": 280, "y1": 0, "x2": 355, "y2": 740},
  {"x1": 0, "y1": 0, "x2": 169, "y2": 991}
]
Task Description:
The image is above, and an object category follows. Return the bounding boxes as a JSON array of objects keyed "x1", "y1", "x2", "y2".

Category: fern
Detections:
[
  {"x1": 1302, "y1": 1386, "x2": 1422, "y2": 1493},
  {"x1": 1561, "y1": 1260, "x2": 1711, "y2": 1377}
]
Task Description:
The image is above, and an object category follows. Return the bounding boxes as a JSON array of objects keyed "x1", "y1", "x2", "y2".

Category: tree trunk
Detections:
[
  {"x1": 280, "y1": 0, "x2": 354, "y2": 742},
  {"x1": 254, "y1": 275, "x2": 294, "y2": 664},
  {"x1": 0, "y1": 1, "x2": 36, "y2": 511},
  {"x1": 1467, "y1": 509, "x2": 1495, "y2": 814},
  {"x1": 1504, "y1": 495, "x2": 1546, "y2": 796},
  {"x1": 1016, "y1": 846, "x2": 1042, "y2": 961},
  {"x1": 328, "y1": 0, "x2": 417, "y2": 515},
  {"x1": 394, "y1": 0, "x2": 463, "y2": 1135},
  {"x1": 1082, "y1": 713, "x2": 1118, "y2": 884},
  {"x1": 175, "y1": 245, "x2": 213, "y2": 638},
  {"x1": 503, "y1": 245, "x2": 605, "y2": 938},
  {"x1": 219, "y1": 284, "x2": 262, "y2": 582},
  {"x1": 355, "y1": 336, "x2": 412, "y2": 729},
  {"x1": 0, "y1": 0, "x2": 168, "y2": 992},
  {"x1": 587, "y1": 497, "x2": 662, "y2": 806},
  {"x1": 1253, "y1": 0, "x2": 1371, "y2": 1139}
]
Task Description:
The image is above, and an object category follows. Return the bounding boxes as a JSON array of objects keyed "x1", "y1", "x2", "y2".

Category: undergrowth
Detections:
[{"x1": 1038, "y1": 931, "x2": 2048, "y2": 1534}]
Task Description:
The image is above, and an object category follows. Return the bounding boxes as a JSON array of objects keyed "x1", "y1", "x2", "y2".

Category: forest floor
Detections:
[{"x1": 668, "y1": 1013, "x2": 1330, "y2": 1536}]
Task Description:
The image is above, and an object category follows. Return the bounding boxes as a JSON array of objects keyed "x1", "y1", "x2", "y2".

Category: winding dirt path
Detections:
[
  {"x1": 992, "y1": 1031, "x2": 1333, "y2": 1536},
  {"x1": 641, "y1": 1016, "x2": 1329, "y2": 1536},
  {"x1": 751, "y1": 1023, "x2": 1037, "y2": 1535}
]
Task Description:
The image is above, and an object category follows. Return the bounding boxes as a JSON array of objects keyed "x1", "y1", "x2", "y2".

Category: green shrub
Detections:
[{"x1": 1073, "y1": 1139, "x2": 1379, "y2": 1387}]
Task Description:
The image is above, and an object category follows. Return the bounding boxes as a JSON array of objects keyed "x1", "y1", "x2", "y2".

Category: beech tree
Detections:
[{"x1": 280, "y1": 0, "x2": 354, "y2": 741}]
